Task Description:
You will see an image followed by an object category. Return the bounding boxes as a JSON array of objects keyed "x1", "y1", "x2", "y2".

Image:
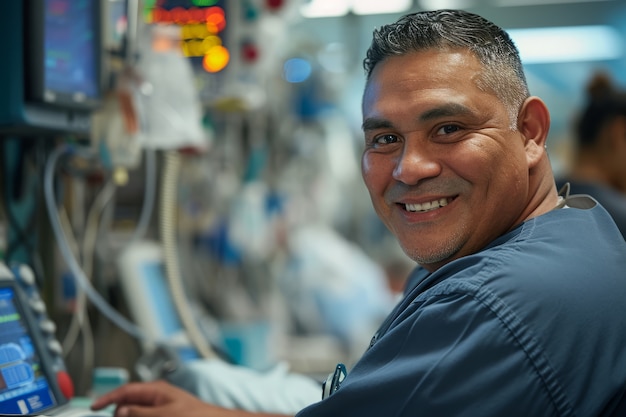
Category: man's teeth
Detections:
[{"x1": 405, "y1": 198, "x2": 449, "y2": 212}]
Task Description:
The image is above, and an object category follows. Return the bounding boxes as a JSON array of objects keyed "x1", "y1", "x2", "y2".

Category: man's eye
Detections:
[
  {"x1": 375, "y1": 134, "x2": 398, "y2": 145},
  {"x1": 436, "y1": 124, "x2": 460, "y2": 135}
]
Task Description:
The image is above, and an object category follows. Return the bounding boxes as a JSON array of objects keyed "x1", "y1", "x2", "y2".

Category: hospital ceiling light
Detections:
[
  {"x1": 495, "y1": 0, "x2": 612, "y2": 6},
  {"x1": 351, "y1": 0, "x2": 413, "y2": 15},
  {"x1": 418, "y1": 0, "x2": 478, "y2": 10},
  {"x1": 507, "y1": 25, "x2": 623, "y2": 64},
  {"x1": 300, "y1": 0, "x2": 412, "y2": 18},
  {"x1": 300, "y1": 0, "x2": 350, "y2": 18}
]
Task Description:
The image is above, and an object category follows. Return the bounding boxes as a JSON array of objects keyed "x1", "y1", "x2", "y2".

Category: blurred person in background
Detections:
[{"x1": 556, "y1": 71, "x2": 626, "y2": 239}]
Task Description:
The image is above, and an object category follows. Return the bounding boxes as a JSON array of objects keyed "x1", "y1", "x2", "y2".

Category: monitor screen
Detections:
[
  {"x1": 117, "y1": 242, "x2": 201, "y2": 363},
  {"x1": 41, "y1": 0, "x2": 100, "y2": 107},
  {"x1": 24, "y1": 0, "x2": 102, "y2": 112},
  {"x1": 0, "y1": 287, "x2": 57, "y2": 415},
  {"x1": 137, "y1": 261, "x2": 200, "y2": 362},
  {"x1": 0, "y1": 0, "x2": 99, "y2": 134}
]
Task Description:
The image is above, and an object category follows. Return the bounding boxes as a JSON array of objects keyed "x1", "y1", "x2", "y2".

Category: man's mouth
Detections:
[{"x1": 404, "y1": 198, "x2": 453, "y2": 213}]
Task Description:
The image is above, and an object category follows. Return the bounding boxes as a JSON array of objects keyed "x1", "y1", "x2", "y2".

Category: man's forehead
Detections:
[
  {"x1": 363, "y1": 50, "x2": 482, "y2": 95},
  {"x1": 362, "y1": 56, "x2": 486, "y2": 115}
]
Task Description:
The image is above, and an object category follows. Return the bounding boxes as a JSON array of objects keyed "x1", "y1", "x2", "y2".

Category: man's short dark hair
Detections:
[{"x1": 363, "y1": 9, "x2": 530, "y2": 128}]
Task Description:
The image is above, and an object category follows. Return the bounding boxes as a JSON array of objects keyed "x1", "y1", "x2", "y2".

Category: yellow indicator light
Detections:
[
  {"x1": 203, "y1": 45, "x2": 230, "y2": 72},
  {"x1": 181, "y1": 23, "x2": 209, "y2": 39}
]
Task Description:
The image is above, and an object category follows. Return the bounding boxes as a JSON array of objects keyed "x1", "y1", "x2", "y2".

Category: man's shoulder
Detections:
[{"x1": 413, "y1": 207, "x2": 625, "y2": 299}]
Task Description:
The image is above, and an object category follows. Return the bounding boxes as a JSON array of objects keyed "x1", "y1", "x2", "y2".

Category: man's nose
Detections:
[{"x1": 392, "y1": 142, "x2": 441, "y2": 184}]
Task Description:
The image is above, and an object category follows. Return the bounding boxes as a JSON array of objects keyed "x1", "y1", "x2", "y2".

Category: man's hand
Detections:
[
  {"x1": 90, "y1": 380, "x2": 291, "y2": 417},
  {"x1": 90, "y1": 380, "x2": 217, "y2": 417}
]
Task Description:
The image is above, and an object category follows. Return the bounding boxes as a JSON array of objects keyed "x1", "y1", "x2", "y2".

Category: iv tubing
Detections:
[{"x1": 44, "y1": 145, "x2": 150, "y2": 342}]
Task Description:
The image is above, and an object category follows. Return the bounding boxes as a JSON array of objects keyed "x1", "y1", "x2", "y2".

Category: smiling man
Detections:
[
  {"x1": 360, "y1": 46, "x2": 554, "y2": 271},
  {"x1": 92, "y1": 9, "x2": 626, "y2": 417}
]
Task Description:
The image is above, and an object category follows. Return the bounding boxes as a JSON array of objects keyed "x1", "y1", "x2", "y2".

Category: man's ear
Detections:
[{"x1": 517, "y1": 96, "x2": 551, "y2": 168}]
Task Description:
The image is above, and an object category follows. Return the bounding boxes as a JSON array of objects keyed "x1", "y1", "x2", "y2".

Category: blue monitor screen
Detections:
[
  {"x1": 139, "y1": 262, "x2": 201, "y2": 362},
  {"x1": 44, "y1": 0, "x2": 99, "y2": 102},
  {"x1": 0, "y1": 288, "x2": 56, "y2": 415}
]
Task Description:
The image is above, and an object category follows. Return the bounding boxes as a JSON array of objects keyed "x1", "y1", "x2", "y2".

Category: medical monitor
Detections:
[
  {"x1": 0, "y1": 279, "x2": 68, "y2": 415},
  {"x1": 117, "y1": 241, "x2": 201, "y2": 363},
  {"x1": 0, "y1": 0, "x2": 102, "y2": 136}
]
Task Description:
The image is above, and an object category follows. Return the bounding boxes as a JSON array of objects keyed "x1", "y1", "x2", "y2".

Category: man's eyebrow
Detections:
[
  {"x1": 361, "y1": 117, "x2": 393, "y2": 132},
  {"x1": 362, "y1": 103, "x2": 474, "y2": 132},
  {"x1": 419, "y1": 103, "x2": 474, "y2": 121}
]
